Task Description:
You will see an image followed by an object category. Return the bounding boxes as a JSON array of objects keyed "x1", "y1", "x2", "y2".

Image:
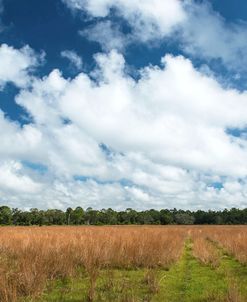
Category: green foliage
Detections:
[
  {"x1": 0, "y1": 206, "x2": 12, "y2": 225},
  {"x1": 175, "y1": 212, "x2": 195, "y2": 225},
  {"x1": 1, "y1": 206, "x2": 247, "y2": 226}
]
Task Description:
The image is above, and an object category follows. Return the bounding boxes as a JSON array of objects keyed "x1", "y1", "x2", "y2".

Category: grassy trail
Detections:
[
  {"x1": 33, "y1": 239, "x2": 247, "y2": 302},
  {"x1": 155, "y1": 239, "x2": 227, "y2": 302},
  {"x1": 206, "y1": 238, "x2": 247, "y2": 301}
]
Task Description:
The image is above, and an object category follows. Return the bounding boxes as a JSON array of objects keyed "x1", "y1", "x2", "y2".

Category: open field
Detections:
[{"x1": 0, "y1": 226, "x2": 247, "y2": 302}]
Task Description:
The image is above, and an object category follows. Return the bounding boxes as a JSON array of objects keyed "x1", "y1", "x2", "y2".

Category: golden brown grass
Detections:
[
  {"x1": 203, "y1": 227, "x2": 247, "y2": 264},
  {"x1": 0, "y1": 226, "x2": 186, "y2": 301},
  {"x1": 1, "y1": 225, "x2": 247, "y2": 302},
  {"x1": 187, "y1": 226, "x2": 247, "y2": 264},
  {"x1": 192, "y1": 234, "x2": 220, "y2": 268}
]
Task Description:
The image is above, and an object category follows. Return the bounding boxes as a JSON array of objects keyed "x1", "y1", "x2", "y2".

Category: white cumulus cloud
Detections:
[
  {"x1": 0, "y1": 49, "x2": 245, "y2": 210},
  {"x1": 0, "y1": 44, "x2": 43, "y2": 89}
]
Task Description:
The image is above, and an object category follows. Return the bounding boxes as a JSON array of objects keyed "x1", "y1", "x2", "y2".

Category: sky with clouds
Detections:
[{"x1": 1, "y1": 0, "x2": 247, "y2": 210}]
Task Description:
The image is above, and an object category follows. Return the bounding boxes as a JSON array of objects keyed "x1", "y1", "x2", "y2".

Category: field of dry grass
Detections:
[{"x1": 0, "y1": 226, "x2": 246, "y2": 301}]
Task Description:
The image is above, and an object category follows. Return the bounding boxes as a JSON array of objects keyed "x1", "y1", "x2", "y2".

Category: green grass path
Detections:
[
  {"x1": 31, "y1": 239, "x2": 247, "y2": 302},
  {"x1": 207, "y1": 238, "x2": 247, "y2": 301},
  {"x1": 154, "y1": 239, "x2": 227, "y2": 302}
]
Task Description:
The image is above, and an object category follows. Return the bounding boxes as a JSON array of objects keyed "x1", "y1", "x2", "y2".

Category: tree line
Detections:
[{"x1": 1, "y1": 206, "x2": 247, "y2": 225}]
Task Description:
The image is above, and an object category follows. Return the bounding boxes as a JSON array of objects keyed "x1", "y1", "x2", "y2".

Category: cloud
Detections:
[
  {"x1": 0, "y1": 110, "x2": 43, "y2": 160},
  {"x1": 61, "y1": 50, "x2": 83, "y2": 70},
  {"x1": 51, "y1": 51, "x2": 247, "y2": 177},
  {"x1": 0, "y1": 44, "x2": 43, "y2": 89},
  {"x1": 63, "y1": 0, "x2": 247, "y2": 71},
  {"x1": 63, "y1": 0, "x2": 185, "y2": 42},
  {"x1": 80, "y1": 20, "x2": 130, "y2": 52},
  {"x1": 0, "y1": 160, "x2": 42, "y2": 194},
  {"x1": 181, "y1": 1, "x2": 247, "y2": 70},
  {"x1": 63, "y1": 0, "x2": 185, "y2": 26},
  {"x1": 0, "y1": 48, "x2": 246, "y2": 210}
]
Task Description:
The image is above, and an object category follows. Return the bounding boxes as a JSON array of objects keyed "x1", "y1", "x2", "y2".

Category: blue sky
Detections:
[{"x1": 1, "y1": 0, "x2": 247, "y2": 210}]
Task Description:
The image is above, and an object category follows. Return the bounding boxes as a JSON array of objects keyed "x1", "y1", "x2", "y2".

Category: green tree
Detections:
[
  {"x1": 71, "y1": 207, "x2": 85, "y2": 224},
  {"x1": 66, "y1": 207, "x2": 73, "y2": 225},
  {"x1": 175, "y1": 212, "x2": 195, "y2": 225},
  {"x1": 0, "y1": 206, "x2": 12, "y2": 225}
]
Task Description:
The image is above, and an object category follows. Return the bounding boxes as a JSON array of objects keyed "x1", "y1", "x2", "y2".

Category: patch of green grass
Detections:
[
  {"x1": 154, "y1": 240, "x2": 227, "y2": 302},
  {"x1": 35, "y1": 269, "x2": 159, "y2": 302},
  {"x1": 208, "y1": 240, "x2": 247, "y2": 300},
  {"x1": 30, "y1": 240, "x2": 247, "y2": 302}
]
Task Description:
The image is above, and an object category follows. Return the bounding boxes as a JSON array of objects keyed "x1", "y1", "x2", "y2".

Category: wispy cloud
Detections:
[
  {"x1": 61, "y1": 50, "x2": 83, "y2": 70},
  {"x1": 80, "y1": 20, "x2": 131, "y2": 52},
  {"x1": 63, "y1": 0, "x2": 247, "y2": 71}
]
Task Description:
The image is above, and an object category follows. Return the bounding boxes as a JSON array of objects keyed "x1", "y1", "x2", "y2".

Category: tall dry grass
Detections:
[
  {"x1": 1, "y1": 225, "x2": 246, "y2": 301},
  {"x1": 194, "y1": 226, "x2": 247, "y2": 264},
  {"x1": 0, "y1": 226, "x2": 187, "y2": 301},
  {"x1": 191, "y1": 232, "x2": 220, "y2": 268}
]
